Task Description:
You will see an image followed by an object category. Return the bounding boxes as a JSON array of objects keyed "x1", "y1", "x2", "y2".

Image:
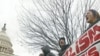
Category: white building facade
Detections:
[{"x1": 0, "y1": 24, "x2": 14, "y2": 56}]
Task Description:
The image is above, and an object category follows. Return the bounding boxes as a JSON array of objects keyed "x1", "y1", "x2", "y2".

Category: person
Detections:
[
  {"x1": 58, "y1": 37, "x2": 70, "y2": 56},
  {"x1": 41, "y1": 45, "x2": 55, "y2": 56},
  {"x1": 86, "y1": 9, "x2": 100, "y2": 30},
  {"x1": 39, "y1": 53, "x2": 44, "y2": 56}
]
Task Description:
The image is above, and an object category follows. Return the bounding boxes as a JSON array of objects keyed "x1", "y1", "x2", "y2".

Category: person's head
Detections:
[
  {"x1": 39, "y1": 53, "x2": 44, "y2": 56},
  {"x1": 86, "y1": 9, "x2": 100, "y2": 24},
  {"x1": 59, "y1": 37, "x2": 66, "y2": 47},
  {"x1": 41, "y1": 45, "x2": 50, "y2": 56}
]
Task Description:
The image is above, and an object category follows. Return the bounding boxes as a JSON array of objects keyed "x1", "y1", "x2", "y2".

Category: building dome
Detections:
[{"x1": 0, "y1": 24, "x2": 14, "y2": 56}]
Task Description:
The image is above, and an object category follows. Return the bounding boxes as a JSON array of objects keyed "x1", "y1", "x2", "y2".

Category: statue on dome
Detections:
[{"x1": 2, "y1": 23, "x2": 6, "y2": 32}]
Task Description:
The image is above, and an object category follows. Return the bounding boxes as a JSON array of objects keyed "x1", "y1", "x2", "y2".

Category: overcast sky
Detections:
[
  {"x1": 0, "y1": 0, "x2": 37, "y2": 56},
  {"x1": 0, "y1": 0, "x2": 100, "y2": 56}
]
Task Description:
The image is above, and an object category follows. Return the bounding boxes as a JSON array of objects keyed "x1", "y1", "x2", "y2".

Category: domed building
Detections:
[{"x1": 0, "y1": 24, "x2": 14, "y2": 56}]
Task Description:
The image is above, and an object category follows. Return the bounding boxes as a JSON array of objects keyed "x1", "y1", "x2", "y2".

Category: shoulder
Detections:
[
  {"x1": 47, "y1": 52, "x2": 55, "y2": 56},
  {"x1": 65, "y1": 44, "x2": 70, "y2": 48}
]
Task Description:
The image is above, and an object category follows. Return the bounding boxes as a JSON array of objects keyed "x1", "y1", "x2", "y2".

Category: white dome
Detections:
[
  {"x1": 0, "y1": 31, "x2": 10, "y2": 42},
  {"x1": 0, "y1": 24, "x2": 13, "y2": 55},
  {"x1": 0, "y1": 31, "x2": 12, "y2": 47}
]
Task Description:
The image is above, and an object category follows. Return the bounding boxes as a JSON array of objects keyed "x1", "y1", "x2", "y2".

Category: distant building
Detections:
[{"x1": 0, "y1": 24, "x2": 14, "y2": 56}]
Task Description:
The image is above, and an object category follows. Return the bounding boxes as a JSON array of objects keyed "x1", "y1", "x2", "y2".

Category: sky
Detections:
[
  {"x1": 0, "y1": 0, "x2": 57, "y2": 56},
  {"x1": 0, "y1": 0, "x2": 36, "y2": 56},
  {"x1": 0, "y1": 0, "x2": 100, "y2": 56}
]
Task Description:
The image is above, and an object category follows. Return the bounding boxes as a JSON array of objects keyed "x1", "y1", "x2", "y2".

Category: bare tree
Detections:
[{"x1": 18, "y1": 0, "x2": 99, "y2": 51}]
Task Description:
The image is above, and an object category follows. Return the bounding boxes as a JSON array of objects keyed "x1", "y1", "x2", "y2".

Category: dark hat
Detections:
[
  {"x1": 59, "y1": 37, "x2": 65, "y2": 40},
  {"x1": 41, "y1": 45, "x2": 50, "y2": 56}
]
